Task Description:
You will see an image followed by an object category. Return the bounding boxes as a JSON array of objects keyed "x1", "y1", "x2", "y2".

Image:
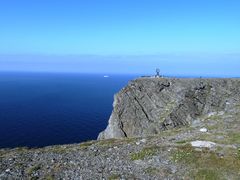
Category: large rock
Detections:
[{"x1": 98, "y1": 77, "x2": 240, "y2": 139}]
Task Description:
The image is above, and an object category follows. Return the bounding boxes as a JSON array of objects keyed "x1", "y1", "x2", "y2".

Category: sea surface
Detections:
[{"x1": 0, "y1": 72, "x2": 137, "y2": 148}]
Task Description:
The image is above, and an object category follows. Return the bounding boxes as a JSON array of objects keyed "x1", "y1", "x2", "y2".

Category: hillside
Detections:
[{"x1": 1, "y1": 77, "x2": 240, "y2": 179}]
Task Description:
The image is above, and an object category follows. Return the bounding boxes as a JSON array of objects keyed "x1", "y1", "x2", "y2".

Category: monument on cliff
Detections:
[{"x1": 155, "y1": 68, "x2": 161, "y2": 78}]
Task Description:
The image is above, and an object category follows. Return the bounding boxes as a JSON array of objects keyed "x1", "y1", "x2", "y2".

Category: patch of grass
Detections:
[
  {"x1": 237, "y1": 148, "x2": 240, "y2": 160},
  {"x1": 15, "y1": 162, "x2": 24, "y2": 168},
  {"x1": 97, "y1": 139, "x2": 119, "y2": 147},
  {"x1": 197, "y1": 132, "x2": 230, "y2": 145},
  {"x1": 30, "y1": 177, "x2": 39, "y2": 180},
  {"x1": 79, "y1": 141, "x2": 96, "y2": 149},
  {"x1": 228, "y1": 132, "x2": 240, "y2": 144},
  {"x1": 171, "y1": 144, "x2": 240, "y2": 179},
  {"x1": 50, "y1": 146, "x2": 68, "y2": 154},
  {"x1": 108, "y1": 174, "x2": 120, "y2": 180},
  {"x1": 52, "y1": 163, "x2": 62, "y2": 173},
  {"x1": 158, "y1": 127, "x2": 182, "y2": 137},
  {"x1": 144, "y1": 167, "x2": 159, "y2": 175},
  {"x1": 145, "y1": 167, "x2": 173, "y2": 177},
  {"x1": 97, "y1": 138, "x2": 135, "y2": 147},
  {"x1": 235, "y1": 104, "x2": 240, "y2": 109},
  {"x1": 159, "y1": 125, "x2": 194, "y2": 138},
  {"x1": 130, "y1": 146, "x2": 158, "y2": 160},
  {"x1": 27, "y1": 164, "x2": 41, "y2": 176},
  {"x1": 207, "y1": 132, "x2": 240, "y2": 145},
  {"x1": 205, "y1": 113, "x2": 223, "y2": 121},
  {"x1": 176, "y1": 140, "x2": 188, "y2": 144},
  {"x1": 172, "y1": 144, "x2": 196, "y2": 163},
  {"x1": 44, "y1": 174, "x2": 55, "y2": 180},
  {"x1": 13, "y1": 147, "x2": 29, "y2": 154},
  {"x1": 194, "y1": 169, "x2": 220, "y2": 180},
  {"x1": 15, "y1": 147, "x2": 28, "y2": 150},
  {"x1": 0, "y1": 150, "x2": 8, "y2": 157}
]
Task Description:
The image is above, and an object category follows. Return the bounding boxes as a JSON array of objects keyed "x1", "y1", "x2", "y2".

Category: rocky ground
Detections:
[
  {"x1": 1, "y1": 108, "x2": 240, "y2": 180},
  {"x1": 1, "y1": 78, "x2": 240, "y2": 179}
]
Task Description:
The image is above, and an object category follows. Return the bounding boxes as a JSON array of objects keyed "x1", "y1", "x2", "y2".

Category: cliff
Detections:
[
  {"x1": 1, "y1": 77, "x2": 240, "y2": 179},
  {"x1": 98, "y1": 77, "x2": 240, "y2": 139}
]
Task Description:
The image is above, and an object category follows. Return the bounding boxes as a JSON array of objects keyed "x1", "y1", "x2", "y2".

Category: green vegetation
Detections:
[
  {"x1": 158, "y1": 126, "x2": 194, "y2": 138},
  {"x1": 172, "y1": 144, "x2": 196, "y2": 163},
  {"x1": 0, "y1": 150, "x2": 8, "y2": 157},
  {"x1": 15, "y1": 147, "x2": 29, "y2": 151},
  {"x1": 228, "y1": 132, "x2": 240, "y2": 144},
  {"x1": 205, "y1": 123, "x2": 220, "y2": 131},
  {"x1": 50, "y1": 146, "x2": 68, "y2": 154},
  {"x1": 108, "y1": 174, "x2": 120, "y2": 180},
  {"x1": 194, "y1": 169, "x2": 220, "y2": 180},
  {"x1": 206, "y1": 114, "x2": 222, "y2": 121},
  {"x1": 130, "y1": 146, "x2": 158, "y2": 160},
  {"x1": 237, "y1": 148, "x2": 240, "y2": 159},
  {"x1": 171, "y1": 144, "x2": 240, "y2": 179},
  {"x1": 196, "y1": 129, "x2": 240, "y2": 145},
  {"x1": 176, "y1": 140, "x2": 188, "y2": 144},
  {"x1": 79, "y1": 140, "x2": 96, "y2": 149},
  {"x1": 15, "y1": 162, "x2": 24, "y2": 168},
  {"x1": 97, "y1": 138, "x2": 120, "y2": 147},
  {"x1": 44, "y1": 174, "x2": 55, "y2": 180},
  {"x1": 27, "y1": 164, "x2": 41, "y2": 176},
  {"x1": 235, "y1": 104, "x2": 240, "y2": 109},
  {"x1": 144, "y1": 167, "x2": 159, "y2": 175},
  {"x1": 97, "y1": 138, "x2": 135, "y2": 147}
]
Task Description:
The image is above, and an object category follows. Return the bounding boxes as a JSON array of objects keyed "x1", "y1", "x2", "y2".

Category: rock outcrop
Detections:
[
  {"x1": 1, "y1": 77, "x2": 240, "y2": 179},
  {"x1": 98, "y1": 77, "x2": 240, "y2": 139}
]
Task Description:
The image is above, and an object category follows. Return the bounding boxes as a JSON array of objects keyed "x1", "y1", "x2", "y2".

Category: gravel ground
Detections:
[{"x1": 1, "y1": 110, "x2": 240, "y2": 180}]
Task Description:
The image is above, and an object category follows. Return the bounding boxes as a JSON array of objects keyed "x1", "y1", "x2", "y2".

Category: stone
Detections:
[
  {"x1": 191, "y1": 140, "x2": 216, "y2": 148},
  {"x1": 136, "y1": 139, "x2": 146, "y2": 145},
  {"x1": 140, "y1": 139, "x2": 146, "y2": 143},
  {"x1": 136, "y1": 141, "x2": 141, "y2": 145},
  {"x1": 98, "y1": 77, "x2": 240, "y2": 139},
  {"x1": 199, "y1": 128, "x2": 208, "y2": 132}
]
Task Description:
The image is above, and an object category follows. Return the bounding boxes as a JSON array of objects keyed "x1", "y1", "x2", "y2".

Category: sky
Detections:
[{"x1": 0, "y1": 0, "x2": 239, "y2": 76}]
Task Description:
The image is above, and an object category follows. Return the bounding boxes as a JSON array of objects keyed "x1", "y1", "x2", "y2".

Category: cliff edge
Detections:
[
  {"x1": 1, "y1": 77, "x2": 240, "y2": 179},
  {"x1": 98, "y1": 77, "x2": 240, "y2": 139}
]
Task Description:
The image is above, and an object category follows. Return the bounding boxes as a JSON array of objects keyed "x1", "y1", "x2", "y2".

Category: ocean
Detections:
[{"x1": 0, "y1": 72, "x2": 137, "y2": 148}]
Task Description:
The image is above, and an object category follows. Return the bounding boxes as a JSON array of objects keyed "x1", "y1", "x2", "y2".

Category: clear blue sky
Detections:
[{"x1": 0, "y1": 0, "x2": 239, "y2": 76}]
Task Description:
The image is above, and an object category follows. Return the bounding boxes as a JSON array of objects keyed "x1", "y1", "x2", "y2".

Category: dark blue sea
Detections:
[{"x1": 0, "y1": 72, "x2": 137, "y2": 148}]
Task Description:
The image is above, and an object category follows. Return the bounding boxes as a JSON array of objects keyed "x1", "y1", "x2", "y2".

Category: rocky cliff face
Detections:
[
  {"x1": 2, "y1": 77, "x2": 240, "y2": 179},
  {"x1": 98, "y1": 77, "x2": 240, "y2": 139}
]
